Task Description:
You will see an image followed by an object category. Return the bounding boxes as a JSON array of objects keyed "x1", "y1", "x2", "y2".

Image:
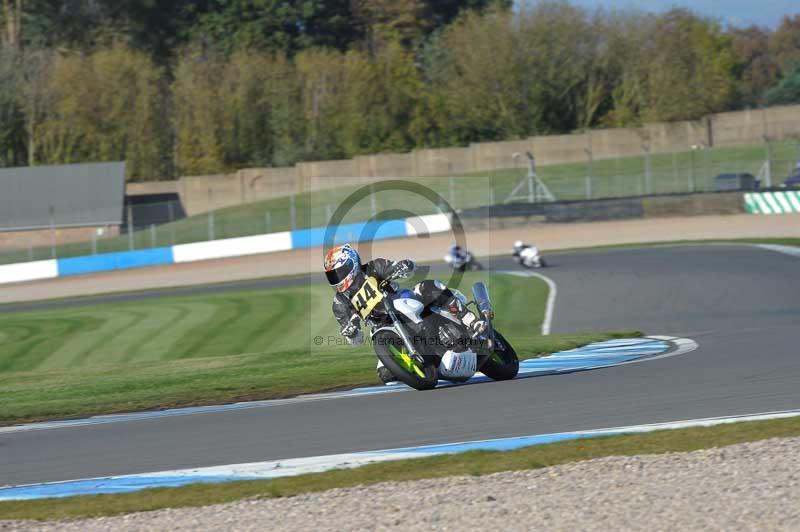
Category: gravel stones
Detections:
[{"x1": 3, "y1": 436, "x2": 799, "y2": 531}]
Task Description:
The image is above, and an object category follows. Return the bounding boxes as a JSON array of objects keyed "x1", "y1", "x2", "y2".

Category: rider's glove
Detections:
[
  {"x1": 341, "y1": 315, "x2": 360, "y2": 339},
  {"x1": 346, "y1": 329, "x2": 365, "y2": 345},
  {"x1": 390, "y1": 260, "x2": 414, "y2": 280}
]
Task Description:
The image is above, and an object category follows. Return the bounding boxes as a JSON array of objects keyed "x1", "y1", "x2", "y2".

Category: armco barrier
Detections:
[
  {"x1": 744, "y1": 191, "x2": 800, "y2": 214},
  {"x1": 0, "y1": 214, "x2": 452, "y2": 286}
]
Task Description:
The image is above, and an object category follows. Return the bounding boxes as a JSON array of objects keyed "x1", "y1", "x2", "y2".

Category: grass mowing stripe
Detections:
[
  {"x1": 161, "y1": 301, "x2": 221, "y2": 360},
  {"x1": 0, "y1": 324, "x2": 41, "y2": 372},
  {"x1": 0, "y1": 272, "x2": 602, "y2": 425},
  {"x1": 3, "y1": 318, "x2": 89, "y2": 372},
  {"x1": 176, "y1": 296, "x2": 258, "y2": 358},
  {"x1": 2, "y1": 416, "x2": 797, "y2": 520},
  {"x1": 176, "y1": 298, "x2": 239, "y2": 358},
  {"x1": 237, "y1": 293, "x2": 295, "y2": 353},
  {"x1": 0, "y1": 332, "x2": 633, "y2": 425},
  {"x1": 43, "y1": 311, "x2": 145, "y2": 369},
  {"x1": 130, "y1": 303, "x2": 216, "y2": 363},
  {"x1": 120, "y1": 305, "x2": 190, "y2": 363},
  {"x1": 82, "y1": 309, "x2": 150, "y2": 366}
]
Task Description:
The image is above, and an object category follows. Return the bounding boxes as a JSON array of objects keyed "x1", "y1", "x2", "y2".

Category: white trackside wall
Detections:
[
  {"x1": 172, "y1": 232, "x2": 293, "y2": 263},
  {"x1": 0, "y1": 259, "x2": 59, "y2": 284},
  {"x1": 0, "y1": 214, "x2": 452, "y2": 285}
]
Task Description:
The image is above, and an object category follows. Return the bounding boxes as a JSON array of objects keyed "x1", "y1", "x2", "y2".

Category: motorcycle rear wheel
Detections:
[{"x1": 373, "y1": 330, "x2": 439, "y2": 390}]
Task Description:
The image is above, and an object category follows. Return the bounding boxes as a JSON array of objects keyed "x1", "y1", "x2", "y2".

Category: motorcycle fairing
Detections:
[
  {"x1": 438, "y1": 349, "x2": 477, "y2": 379},
  {"x1": 393, "y1": 297, "x2": 425, "y2": 324}
]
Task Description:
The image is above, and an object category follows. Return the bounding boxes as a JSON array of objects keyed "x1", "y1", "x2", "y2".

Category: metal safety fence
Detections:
[{"x1": 1, "y1": 139, "x2": 798, "y2": 266}]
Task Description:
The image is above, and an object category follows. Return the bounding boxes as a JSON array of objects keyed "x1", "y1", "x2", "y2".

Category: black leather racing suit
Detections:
[{"x1": 331, "y1": 258, "x2": 461, "y2": 334}]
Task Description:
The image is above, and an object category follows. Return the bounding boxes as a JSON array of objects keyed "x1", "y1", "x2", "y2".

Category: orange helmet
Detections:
[{"x1": 324, "y1": 244, "x2": 361, "y2": 292}]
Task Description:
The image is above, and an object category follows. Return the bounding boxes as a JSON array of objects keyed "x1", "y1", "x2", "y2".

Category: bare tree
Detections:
[
  {"x1": 18, "y1": 48, "x2": 53, "y2": 165},
  {"x1": 1, "y1": 0, "x2": 23, "y2": 48}
]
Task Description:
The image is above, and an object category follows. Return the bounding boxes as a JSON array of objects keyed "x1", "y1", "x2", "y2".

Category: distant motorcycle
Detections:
[
  {"x1": 445, "y1": 248, "x2": 482, "y2": 272},
  {"x1": 512, "y1": 241, "x2": 547, "y2": 269}
]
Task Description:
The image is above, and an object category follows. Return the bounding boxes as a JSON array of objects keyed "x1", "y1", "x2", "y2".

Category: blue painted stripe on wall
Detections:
[
  {"x1": 291, "y1": 226, "x2": 332, "y2": 249},
  {"x1": 291, "y1": 218, "x2": 409, "y2": 249},
  {"x1": 362, "y1": 219, "x2": 408, "y2": 241},
  {"x1": 114, "y1": 247, "x2": 174, "y2": 270},
  {"x1": 57, "y1": 247, "x2": 174, "y2": 276},
  {"x1": 56, "y1": 254, "x2": 117, "y2": 276}
]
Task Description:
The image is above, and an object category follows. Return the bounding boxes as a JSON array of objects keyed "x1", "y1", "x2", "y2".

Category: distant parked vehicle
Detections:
[
  {"x1": 713, "y1": 173, "x2": 759, "y2": 192},
  {"x1": 783, "y1": 164, "x2": 800, "y2": 188},
  {"x1": 784, "y1": 173, "x2": 800, "y2": 188}
]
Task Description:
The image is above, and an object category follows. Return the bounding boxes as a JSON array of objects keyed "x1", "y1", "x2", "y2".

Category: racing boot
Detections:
[
  {"x1": 447, "y1": 297, "x2": 487, "y2": 339},
  {"x1": 377, "y1": 360, "x2": 398, "y2": 384}
]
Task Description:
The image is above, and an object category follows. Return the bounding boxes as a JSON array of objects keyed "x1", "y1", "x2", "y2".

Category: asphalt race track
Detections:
[{"x1": 2, "y1": 244, "x2": 799, "y2": 486}]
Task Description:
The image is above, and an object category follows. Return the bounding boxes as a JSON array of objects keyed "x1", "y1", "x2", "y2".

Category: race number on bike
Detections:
[{"x1": 351, "y1": 276, "x2": 384, "y2": 319}]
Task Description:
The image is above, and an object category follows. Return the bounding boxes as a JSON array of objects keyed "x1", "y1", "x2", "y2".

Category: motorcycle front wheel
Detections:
[
  {"x1": 373, "y1": 330, "x2": 438, "y2": 390},
  {"x1": 480, "y1": 330, "x2": 519, "y2": 381}
]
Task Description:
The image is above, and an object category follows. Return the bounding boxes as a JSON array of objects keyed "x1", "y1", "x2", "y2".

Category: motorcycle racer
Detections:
[
  {"x1": 446, "y1": 244, "x2": 467, "y2": 264},
  {"x1": 444, "y1": 243, "x2": 481, "y2": 271},
  {"x1": 324, "y1": 243, "x2": 487, "y2": 384},
  {"x1": 512, "y1": 240, "x2": 528, "y2": 262},
  {"x1": 512, "y1": 240, "x2": 546, "y2": 268}
]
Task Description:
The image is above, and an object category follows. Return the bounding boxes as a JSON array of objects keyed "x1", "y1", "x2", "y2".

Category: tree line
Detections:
[{"x1": 1, "y1": 0, "x2": 799, "y2": 181}]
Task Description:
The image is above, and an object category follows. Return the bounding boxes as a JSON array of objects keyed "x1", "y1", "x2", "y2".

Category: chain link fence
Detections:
[{"x1": 1, "y1": 139, "x2": 798, "y2": 266}]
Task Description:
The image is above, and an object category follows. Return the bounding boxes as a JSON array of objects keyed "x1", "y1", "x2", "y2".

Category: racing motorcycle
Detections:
[
  {"x1": 444, "y1": 249, "x2": 482, "y2": 272},
  {"x1": 350, "y1": 273, "x2": 519, "y2": 390},
  {"x1": 514, "y1": 245, "x2": 547, "y2": 269}
]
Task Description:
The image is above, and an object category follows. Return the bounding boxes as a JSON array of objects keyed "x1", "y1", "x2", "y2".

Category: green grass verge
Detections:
[
  {"x1": 2, "y1": 415, "x2": 798, "y2": 521},
  {"x1": 4, "y1": 139, "x2": 798, "y2": 265},
  {"x1": 0, "y1": 272, "x2": 635, "y2": 425},
  {"x1": 551, "y1": 237, "x2": 800, "y2": 254}
]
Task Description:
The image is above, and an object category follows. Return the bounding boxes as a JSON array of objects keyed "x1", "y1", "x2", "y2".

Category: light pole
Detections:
[
  {"x1": 689, "y1": 145, "x2": 698, "y2": 193},
  {"x1": 763, "y1": 135, "x2": 773, "y2": 188},
  {"x1": 584, "y1": 148, "x2": 594, "y2": 199}
]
